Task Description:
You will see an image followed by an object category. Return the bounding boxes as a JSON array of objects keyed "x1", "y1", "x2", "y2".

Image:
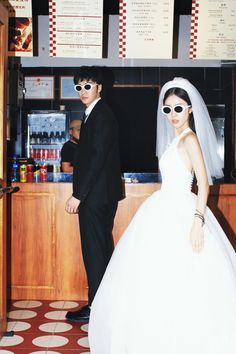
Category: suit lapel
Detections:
[{"x1": 83, "y1": 99, "x2": 102, "y2": 126}]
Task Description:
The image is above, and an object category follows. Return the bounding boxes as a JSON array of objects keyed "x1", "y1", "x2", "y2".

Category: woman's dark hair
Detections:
[{"x1": 163, "y1": 87, "x2": 195, "y2": 131}]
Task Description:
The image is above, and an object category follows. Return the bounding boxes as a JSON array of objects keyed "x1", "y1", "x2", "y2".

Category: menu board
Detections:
[
  {"x1": 2, "y1": 0, "x2": 33, "y2": 57},
  {"x1": 119, "y1": 0, "x2": 175, "y2": 59},
  {"x1": 49, "y1": 0, "x2": 103, "y2": 58},
  {"x1": 190, "y1": 0, "x2": 236, "y2": 59}
]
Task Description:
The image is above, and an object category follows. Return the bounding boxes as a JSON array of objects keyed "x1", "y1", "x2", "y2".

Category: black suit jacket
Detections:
[{"x1": 72, "y1": 99, "x2": 124, "y2": 204}]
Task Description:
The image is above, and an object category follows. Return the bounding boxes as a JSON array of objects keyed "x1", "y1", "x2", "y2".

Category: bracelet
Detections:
[
  {"x1": 194, "y1": 213, "x2": 205, "y2": 226},
  {"x1": 196, "y1": 209, "x2": 204, "y2": 217}
]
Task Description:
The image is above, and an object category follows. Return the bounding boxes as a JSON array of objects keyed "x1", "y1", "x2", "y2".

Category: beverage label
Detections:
[{"x1": 20, "y1": 165, "x2": 27, "y2": 183}]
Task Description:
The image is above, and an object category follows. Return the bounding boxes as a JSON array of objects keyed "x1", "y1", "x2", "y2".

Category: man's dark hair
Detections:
[{"x1": 74, "y1": 66, "x2": 104, "y2": 85}]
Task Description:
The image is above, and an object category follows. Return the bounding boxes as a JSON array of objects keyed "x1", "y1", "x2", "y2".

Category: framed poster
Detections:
[
  {"x1": 24, "y1": 76, "x2": 54, "y2": 100},
  {"x1": 2, "y1": 0, "x2": 33, "y2": 57},
  {"x1": 60, "y1": 76, "x2": 79, "y2": 99}
]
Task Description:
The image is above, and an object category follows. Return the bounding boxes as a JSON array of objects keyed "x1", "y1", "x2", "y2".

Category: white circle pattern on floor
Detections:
[
  {"x1": 29, "y1": 351, "x2": 61, "y2": 354},
  {"x1": 39, "y1": 322, "x2": 72, "y2": 333},
  {"x1": 81, "y1": 324, "x2": 88, "y2": 332},
  {"x1": 7, "y1": 321, "x2": 31, "y2": 331},
  {"x1": 3, "y1": 300, "x2": 91, "y2": 352},
  {"x1": 13, "y1": 300, "x2": 42, "y2": 308},
  {"x1": 0, "y1": 335, "x2": 24, "y2": 346},
  {"x1": 8, "y1": 310, "x2": 37, "y2": 320},
  {"x1": 32, "y1": 335, "x2": 69, "y2": 348},
  {"x1": 49, "y1": 301, "x2": 78, "y2": 309},
  {"x1": 44, "y1": 310, "x2": 67, "y2": 320},
  {"x1": 77, "y1": 336, "x2": 89, "y2": 348}
]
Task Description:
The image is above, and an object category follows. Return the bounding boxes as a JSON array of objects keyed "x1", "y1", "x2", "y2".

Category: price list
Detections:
[
  {"x1": 190, "y1": 0, "x2": 236, "y2": 59},
  {"x1": 49, "y1": 0, "x2": 103, "y2": 58},
  {"x1": 119, "y1": 0, "x2": 175, "y2": 59}
]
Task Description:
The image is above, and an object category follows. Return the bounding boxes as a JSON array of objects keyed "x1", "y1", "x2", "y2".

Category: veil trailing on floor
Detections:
[{"x1": 156, "y1": 77, "x2": 224, "y2": 185}]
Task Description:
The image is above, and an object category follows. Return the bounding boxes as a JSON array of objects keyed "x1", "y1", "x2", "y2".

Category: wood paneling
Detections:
[
  {"x1": 11, "y1": 193, "x2": 56, "y2": 296},
  {"x1": 10, "y1": 182, "x2": 236, "y2": 300},
  {"x1": 11, "y1": 183, "x2": 86, "y2": 300},
  {"x1": 208, "y1": 184, "x2": 236, "y2": 250},
  {"x1": 0, "y1": 1, "x2": 8, "y2": 338}
]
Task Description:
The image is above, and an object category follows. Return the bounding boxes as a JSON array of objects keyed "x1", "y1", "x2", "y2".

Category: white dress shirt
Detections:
[{"x1": 84, "y1": 98, "x2": 101, "y2": 123}]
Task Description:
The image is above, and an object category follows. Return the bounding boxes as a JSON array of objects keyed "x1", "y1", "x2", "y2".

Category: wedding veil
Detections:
[{"x1": 156, "y1": 77, "x2": 224, "y2": 185}]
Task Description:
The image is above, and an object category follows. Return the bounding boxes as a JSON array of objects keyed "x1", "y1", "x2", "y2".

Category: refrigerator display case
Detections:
[{"x1": 26, "y1": 110, "x2": 70, "y2": 166}]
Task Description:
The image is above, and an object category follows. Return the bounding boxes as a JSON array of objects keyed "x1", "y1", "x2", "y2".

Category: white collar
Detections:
[{"x1": 85, "y1": 98, "x2": 101, "y2": 118}]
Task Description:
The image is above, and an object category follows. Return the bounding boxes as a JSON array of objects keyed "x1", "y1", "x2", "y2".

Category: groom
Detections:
[{"x1": 65, "y1": 66, "x2": 123, "y2": 322}]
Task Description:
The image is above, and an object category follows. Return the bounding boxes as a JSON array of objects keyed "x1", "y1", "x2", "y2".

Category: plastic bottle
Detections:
[
  {"x1": 30, "y1": 131, "x2": 36, "y2": 144},
  {"x1": 60, "y1": 131, "x2": 66, "y2": 143},
  {"x1": 11, "y1": 155, "x2": 19, "y2": 182},
  {"x1": 49, "y1": 131, "x2": 55, "y2": 144},
  {"x1": 55, "y1": 131, "x2": 60, "y2": 144}
]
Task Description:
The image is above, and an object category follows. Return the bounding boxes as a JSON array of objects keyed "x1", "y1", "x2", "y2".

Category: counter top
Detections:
[
  {"x1": 47, "y1": 172, "x2": 163, "y2": 183},
  {"x1": 14, "y1": 172, "x2": 230, "y2": 184},
  {"x1": 47, "y1": 172, "x2": 73, "y2": 182}
]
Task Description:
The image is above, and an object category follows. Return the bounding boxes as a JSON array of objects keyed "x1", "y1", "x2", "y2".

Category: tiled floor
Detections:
[{"x1": 0, "y1": 300, "x2": 90, "y2": 353}]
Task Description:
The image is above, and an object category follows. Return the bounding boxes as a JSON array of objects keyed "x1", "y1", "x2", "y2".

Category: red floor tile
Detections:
[{"x1": 0, "y1": 300, "x2": 91, "y2": 354}]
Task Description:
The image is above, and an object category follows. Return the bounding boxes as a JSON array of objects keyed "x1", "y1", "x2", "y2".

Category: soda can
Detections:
[
  {"x1": 20, "y1": 164, "x2": 27, "y2": 183},
  {"x1": 40, "y1": 148, "x2": 44, "y2": 160},
  {"x1": 56, "y1": 149, "x2": 60, "y2": 159},
  {"x1": 26, "y1": 164, "x2": 34, "y2": 182},
  {"x1": 44, "y1": 149, "x2": 49, "y2": 160},
  {"x1": 35, "y1": 149, "x2": 39, "y2": 159},
  {"x1": 30, "y1": 148, "x2": 34, "y2": 159},
  {"x1": 53, "y1": 164, "x2": 61, "y2": 173},
  {"x1": 51, "y1": 149, "x2": 56, "y2": 160},
  {"x1": 34, "y1": 166, "x2": 40, "y2": 183},
  {"x1": 40, "y1": 164, "x2": 48, "y2": 182}
]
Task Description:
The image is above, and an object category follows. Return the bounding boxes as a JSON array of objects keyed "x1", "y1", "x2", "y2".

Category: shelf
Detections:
[
  {"x1": 29, "y1": 144, "x2": 63, "y2": 148},
  {"x1": 33, "y1": 159, "x2": 61, "y2": 164}
]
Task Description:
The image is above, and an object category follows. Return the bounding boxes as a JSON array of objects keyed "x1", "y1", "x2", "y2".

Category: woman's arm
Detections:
[{"x1": 183, "y1": 133, "x2": 209, "y2": 252}]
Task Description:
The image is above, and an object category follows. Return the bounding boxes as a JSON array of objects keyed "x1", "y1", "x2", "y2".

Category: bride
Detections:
[{"x1": 88, "y1": 78, "x2": 236, "y2": 354}]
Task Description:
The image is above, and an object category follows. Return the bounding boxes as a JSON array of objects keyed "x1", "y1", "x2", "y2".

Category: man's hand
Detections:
[{"x1": 65, "y1": 196, "x2": 80, "y2": 214}]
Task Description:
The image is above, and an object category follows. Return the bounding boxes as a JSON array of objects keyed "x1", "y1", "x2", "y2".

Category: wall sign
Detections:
[
  {"x1": 190, "y1": 0, "x2": 236, "y2": 59},
  {"x1": 49, "y1": 0, "x2": 104, "y2": 58},
  {"x1": 119, "y1": 0, "x2": 175, "y2": 59}
]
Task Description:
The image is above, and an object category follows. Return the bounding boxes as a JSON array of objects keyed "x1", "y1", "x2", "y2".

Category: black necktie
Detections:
[{"x1": 83, "y1": 112, "x2": 89, "y2": 124}]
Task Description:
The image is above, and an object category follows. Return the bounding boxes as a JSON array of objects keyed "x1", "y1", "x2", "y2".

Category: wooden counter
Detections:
[{"x1": 10, "y1": 183, "x2": 236, "y2": 300}]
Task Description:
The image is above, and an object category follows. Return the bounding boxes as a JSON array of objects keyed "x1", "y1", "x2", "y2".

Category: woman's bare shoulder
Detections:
[
  {"x1": 182, "y1": 130, "x2": 199, "y2": 146},
  {"x1": 180, "y1": 131, "x2": 201, "y2": 155}
]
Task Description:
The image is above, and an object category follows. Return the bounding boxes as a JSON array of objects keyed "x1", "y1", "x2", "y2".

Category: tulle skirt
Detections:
[{"x1": 89, "y1": 190, "x2": 236, "y2": 354}]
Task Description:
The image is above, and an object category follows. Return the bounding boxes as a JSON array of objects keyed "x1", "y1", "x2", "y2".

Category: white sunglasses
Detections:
[
  {"x1": 161, "y1": 104, "x2": 191, "y2": 115},
  {"x1": 74, "y1": 83, "x2": 98, "y2": 92}
]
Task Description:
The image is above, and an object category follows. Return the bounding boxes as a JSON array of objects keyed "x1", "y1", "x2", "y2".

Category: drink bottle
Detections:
[{"x1": 11, "y1": 155, "x2": 19, "y2": 182}]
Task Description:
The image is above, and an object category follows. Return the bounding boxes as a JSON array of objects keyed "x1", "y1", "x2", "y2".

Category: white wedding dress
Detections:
[{"x1": 89, "y1": 128, "x2": 236, "y2": 354}]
